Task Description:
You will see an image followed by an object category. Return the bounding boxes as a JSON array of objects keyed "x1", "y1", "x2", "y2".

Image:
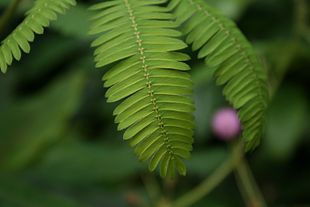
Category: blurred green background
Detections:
[{"x1": 0, "y1": 0, "x2": 310, "y2": 206}]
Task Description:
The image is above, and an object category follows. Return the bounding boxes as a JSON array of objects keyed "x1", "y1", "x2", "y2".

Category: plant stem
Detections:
[
  {"x1": 0, "y1": 0, "x2": 23, "y2": 34},
  {"x1": 234, "y1": 157, "x2": 267, "y2": 207},
  {"x1": 171, "y1": 141, "x2": 244, "y2": 207}
]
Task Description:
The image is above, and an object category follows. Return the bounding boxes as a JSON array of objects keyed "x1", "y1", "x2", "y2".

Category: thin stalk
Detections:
[
  {"x1": 171, "y1": 141, "x2": 244, "y2": 207},
  {"x1": 234, "y1": 157, "x2": 267, "y2": 207},
  {"x1": 0, "y1": 0, "x2": 23, "y2": 34}
]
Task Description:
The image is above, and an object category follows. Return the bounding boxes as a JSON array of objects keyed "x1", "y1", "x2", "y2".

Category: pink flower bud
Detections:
[{"x1": 212, "y1": 108, "x2": 241, "y2": 141}]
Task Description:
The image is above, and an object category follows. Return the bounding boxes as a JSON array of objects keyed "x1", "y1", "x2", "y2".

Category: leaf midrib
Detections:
[{"x1": 122, "y1": 0, "x2": 176, "y2": 158}]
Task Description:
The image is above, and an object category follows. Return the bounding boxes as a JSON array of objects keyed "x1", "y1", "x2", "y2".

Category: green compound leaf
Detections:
[
  {"x1": 90, "y1": 0, "x2": 194, "y2": 178},
  {"x1": 170, "y1": 0, "x2": 269, "y2": 150},
  {"x1": 0, "y1": 0, "x2": 76, "y2": 73}
]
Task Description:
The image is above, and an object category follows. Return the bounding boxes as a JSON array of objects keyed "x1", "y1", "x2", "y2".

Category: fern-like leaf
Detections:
[
  {"x1": 170, "y1": 0, "x2": 268, "y2": 150},
  {"x1": 90, "y1": 0, "x2": 194, "y2": 177},
  {"x1": 0, "y1": 0, "x2": 76, "y2": 73}
]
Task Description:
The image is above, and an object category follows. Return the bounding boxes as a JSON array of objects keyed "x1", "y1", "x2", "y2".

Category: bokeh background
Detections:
[{"x1": 0, "y1": 0, "x2": 310, "y2": 206}]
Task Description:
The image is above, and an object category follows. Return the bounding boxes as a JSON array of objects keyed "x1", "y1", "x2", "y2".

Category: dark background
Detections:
[{"x1": 0, "y1": 0, "x2": 310, "y2": 206}]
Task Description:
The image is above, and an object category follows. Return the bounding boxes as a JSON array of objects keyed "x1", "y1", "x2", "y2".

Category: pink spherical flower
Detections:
[{"x1": 212, "y1": 108, "x2": 241, "y2": 141}]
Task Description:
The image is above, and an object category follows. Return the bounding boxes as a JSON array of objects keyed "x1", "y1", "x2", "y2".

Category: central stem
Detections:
[{"x1": 171, "y1": 141, "x2": 244, "y2": 207}]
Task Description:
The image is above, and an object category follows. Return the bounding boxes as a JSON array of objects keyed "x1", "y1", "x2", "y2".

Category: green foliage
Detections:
[
  {"x1": 0, "y1": 175, "x2": 87, "y2": 207},
  {"x1": 1, "y1": 0, "x2": 310, "y2": 206},
  {"x1": 0, "y1": 0, "x2": 270, "y2": 178},
  {"x1": 0, "y1": 70, "x2": 84, "y2": 171},
  {"x1": 170, "y1": 0, "x2": 269, "y2": 150},
  {"x1": 89, "y1": 0, "x2": 195, "y2": 178},
  {"x1": 0, "y1": 0, "x2": 76, "y2": 73}
]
